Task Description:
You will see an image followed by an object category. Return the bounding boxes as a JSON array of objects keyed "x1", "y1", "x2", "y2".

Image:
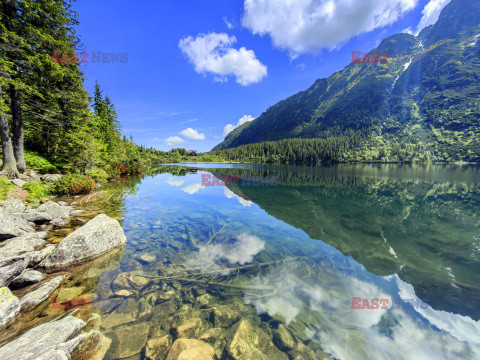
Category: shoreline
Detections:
[
  {"x1": 0, "y1": 172, "x2": 126, "y2": 359},
  {"x1": 168, "y1": 160, "x2": 480, "y2": 166}
]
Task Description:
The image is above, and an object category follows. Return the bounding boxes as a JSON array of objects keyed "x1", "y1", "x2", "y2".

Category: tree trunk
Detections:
[
  {"x1": 9, "y1": 85, "x2": 26, "y2": 173},
  {"x1": 0, "y1": 114, "x2": 19, "y2": 179},
  {"x1": 0, "y1": 84, "x2": 19, "y2": 178}
]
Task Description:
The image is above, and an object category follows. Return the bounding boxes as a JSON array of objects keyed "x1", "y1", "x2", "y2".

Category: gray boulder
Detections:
[
  {"x1": 11, "y1": 269, "x2": 46, "y2": 289},
  {"x1": 0, "y1": 260, "x2": 26, "y2": 287},
  {"x1": 10, "y1": 179, "x2": 26, "y2": 188},
  {"x1": 19, "y1": 276, "x2": 64, "y2": 311},
  {"x1": 70, "y1": 209, "x2": 85, "y2": 216},
  {"x1": 0, "y1": 244, "x2": 55, "y2": 269},
  {"x1": 0, "y1": 287, "x2": 20, "y2": 329},
  {"x1": 20, "y1": 209, "x2": 53, "y2": 224},
  {"x1": 50, "y1": 218, "x2": 67, "y2": 227},
  {"x1": 0, "y1": 315, "x2": 85, "y2": 359},
  {"x1": 0, "y1": 233, "x2": 46, "y2": 260},
  {"x1": 26, "y1": 170, "x2": 40, "y2": 181},
  {"x1": 36, "y1": 231, "x2": 49, "y2": 239},
  {"x1": 40, "y1": 174, "x2": 62, "y2": 182},
  {"x1": 36, "y1": 201, "x2": 72, "y2": 220},
  {"x1": 0, "y1": 214, "x2": 34, "y2": 241},
  {"x1": 0, "y1": 200, "x2": 25, "y2": 214},
  {"x1": 25, "y1": 244, "x2": 56, "y2": 267},
  {"x1": 41, "y1": 214, "x2": 126, "y2": 273}
]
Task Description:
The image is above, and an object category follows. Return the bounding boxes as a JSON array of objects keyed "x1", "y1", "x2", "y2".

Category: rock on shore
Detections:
[
  {"x1": 0, "y1": 287, "x2": 20, "y2": 329},
  {"x1": 19, "y1": 275, "x2": 65, "y2": 311},
  {"x1": 41, "y1": 214, "x2": 127, "y2": 273},
  {"x1": 0, "y1": 315, "x2": 85, "y2": 360}
]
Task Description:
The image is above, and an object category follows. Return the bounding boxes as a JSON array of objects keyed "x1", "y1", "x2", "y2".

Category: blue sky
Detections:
[{"x1": 73, "y1": 0, "x2": 451, "y2": 152}]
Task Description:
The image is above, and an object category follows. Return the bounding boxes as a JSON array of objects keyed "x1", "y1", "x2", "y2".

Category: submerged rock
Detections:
[
  {"x1": 199, "y1": 327, "x2": 223, "y2": 344},
  {"x1": 273, "y1": 324, "x2": 295, "y2": 351},
  {"x1": 111, "y1": 322, "x2": 150, "y2": 358},
  {"x1": 71, "y1": 330, "x2": 112, "y2": 360},
  {"x1": 165, "y1": 338, "x2": 215, "y2": 360},
  {"x1": 70, "y1": 209, "x2": 85, "y2": 216},
  {"x1": 172, "y1": 317, "x2": 204, "y2": 339},
  {"x1": 210, "y1": 305, "x2": 241, "y2": 328},
  {"x1": 19, "y1": 275, "x2": 64, "y2": 311},
  {"x1": 195, "y1": 293, "x2": 214, "y2": 308},
  {"x1": 289, "y1": 342, "x2": 331, "y2": 360},
  {"x1": 138, "y1": 253, "x2": 156, "y2": 264},
  {"x1": 41, "y1": 214, "x2": 127, "y2": 272},
  {"x1": 0, "y1": 315, "x2": 85, "y2": 359},
  {"x1": 100, "y1": 298, "x2": 138, "y2": 329},
  {"x1": 226, "y1": 319, "x2": 288, "y2": 360},
  {"x1": 145, "y1": 334, "x2": 172, "y2": 360},
  {"x1": 0, "y1": 287, "x2": 20, "y2": 329}
]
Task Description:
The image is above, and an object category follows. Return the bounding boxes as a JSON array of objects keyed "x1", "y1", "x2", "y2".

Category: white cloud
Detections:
[
  {"x1": 242, "y1": 0, "x2": 418, "y2": 55},
  {"x1": 205, "y1": 233, "x2": 265, "y2": 265},
  {"x1": 179, "y1": 118, "x2": 199, "y2": 125},
  {"x1": 166, "y1": 177, "x2": 186, "y2": 187},
  {"x1": 223, "y1": 17, "x2": 235, "y2": 29},
  {"x1": 245, "y1": 261, "x2": 480, "y2": 360},
  {"x1": 182, "y1": 183, "x2": 204, "y2": 195},
  {"x1": 415, "y1": 0, "x2": 451, "y2": 34},
  {"x1": 224, "y1": 188, "x2": 254, "y2": 207},
  {"x1": 223, "y1": 115, "x2": 255, "y2": 137},
  {"x1": 165, "y1": 136, "x2": 185, "y2": 146},
  {"x1": 179, "y1": 32, "x2": 267, "y2": 86},
  {"x1": 180, "y1": 127, "x2": 206, "y2": 140}
]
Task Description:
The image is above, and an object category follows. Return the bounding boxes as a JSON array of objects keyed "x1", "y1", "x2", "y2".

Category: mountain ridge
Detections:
[{"x1": 213, "y1": 0, "x2": 480, "y2": 162}]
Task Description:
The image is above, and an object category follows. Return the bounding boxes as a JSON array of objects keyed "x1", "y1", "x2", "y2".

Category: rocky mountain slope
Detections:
[{"x1": 214, "y1": 0, "x2": 480, "y2": 161}]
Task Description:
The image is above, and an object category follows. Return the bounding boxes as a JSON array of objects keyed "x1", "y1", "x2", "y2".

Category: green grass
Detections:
[
  {"x1": 24, "y1": 151, "x2": 58, "y2": 174},
  {"x1": 0, "y1": 177, "x2": 14, "y2": 200},
  {"x1": 22, "y1": 182, "x2": 49, "y2": 201}
]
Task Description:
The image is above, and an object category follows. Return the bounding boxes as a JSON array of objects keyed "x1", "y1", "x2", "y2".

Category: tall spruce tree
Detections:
[{"x1": 0, "y1": 0, "x2": 91, "y2": 175}]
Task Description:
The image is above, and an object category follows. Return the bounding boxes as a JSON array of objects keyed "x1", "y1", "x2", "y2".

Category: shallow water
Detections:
[{"x1": 63, "y1": 164, "x2": 480, "y2": 359}]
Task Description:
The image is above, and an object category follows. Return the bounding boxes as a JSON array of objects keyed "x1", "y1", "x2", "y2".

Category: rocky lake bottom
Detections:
[{"x1": 1, "y1": 163, "x2": 479, "y2": 360}]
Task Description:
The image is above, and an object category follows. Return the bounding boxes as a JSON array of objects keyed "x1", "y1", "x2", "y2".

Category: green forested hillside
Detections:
[{"x1": 213, "y1": 0, "x2": 480, "y2": 163}]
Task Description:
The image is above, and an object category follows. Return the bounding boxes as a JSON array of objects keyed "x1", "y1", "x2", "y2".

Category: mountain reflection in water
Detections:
[{"x1": 88, "y1": 163, "x2": 479, "y2": 360}]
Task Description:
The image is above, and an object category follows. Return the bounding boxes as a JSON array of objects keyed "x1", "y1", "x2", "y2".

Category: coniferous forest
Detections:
[{"x1": 0, "y1": 0, "x2": 184, "y2": 183}]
